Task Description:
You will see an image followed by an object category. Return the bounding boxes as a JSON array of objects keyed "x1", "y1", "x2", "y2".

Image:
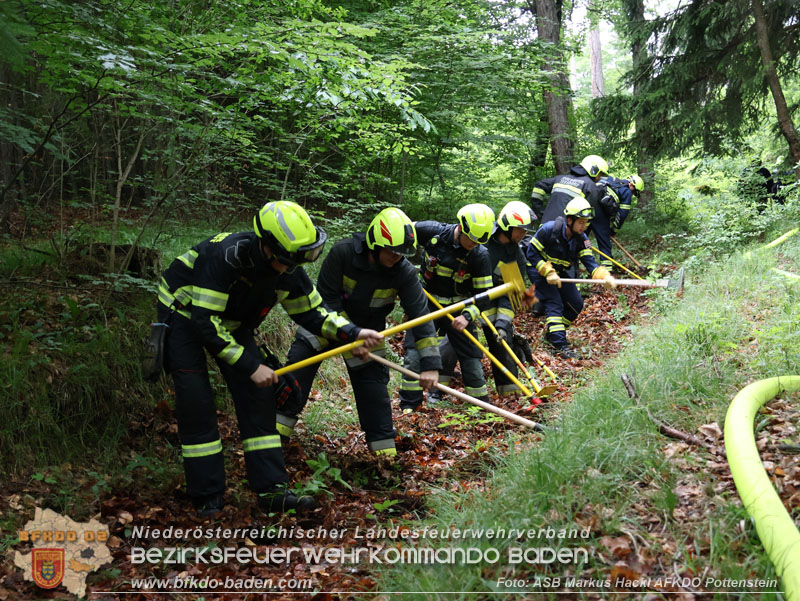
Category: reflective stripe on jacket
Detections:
[
  {"x1": 531, "y1": 165, "x2": 605, "y2": 224},
  {"x1": 298, "y1": 233, "x2": 442, "y2": 372},
  {"x1": 414, "y1": 221, "x2": 493, "y2": 322},
  {"x1": 158, "y1": 231, "x2": 359, "y2": 376},
  {"x1": 524, "y1": 217, "x2": 600, "y2": 280}
]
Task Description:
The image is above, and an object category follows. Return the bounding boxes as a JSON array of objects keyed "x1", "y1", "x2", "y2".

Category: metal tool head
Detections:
[
  {"x1": 536, "y1": 384, "x2": 558, "y2": 398},
  {"x1": 666, "y1": 267, "x2": 685, "y2": 293},
  {"x1": 499, "y1": 261, "x2": 526, "y2": 311}
]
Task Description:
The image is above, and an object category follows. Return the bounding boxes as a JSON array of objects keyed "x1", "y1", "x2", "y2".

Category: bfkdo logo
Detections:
[{"x1": 32, "y1": 548, "x2": 65, "y2": 589}]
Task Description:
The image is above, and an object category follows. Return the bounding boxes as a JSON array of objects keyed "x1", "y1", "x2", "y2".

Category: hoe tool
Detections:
[
  {"x1": 559, "y1": 267, "x2": 685, "y2": 293},
  {"x1": 479, "y1": 311, "x2": 557, "y2": 398},
  {"x1": 423, "y1": 289, "x2": 534, "y2": 398},
  {"x1": 276, "y1": 262, "x2": 529, "y2": 376},
  {"x1": 610, "y1": 236, "x2": 646, "y2": 271},
  {"x1": 367, "y1": 352, "x2": 544, "y2": 431}
]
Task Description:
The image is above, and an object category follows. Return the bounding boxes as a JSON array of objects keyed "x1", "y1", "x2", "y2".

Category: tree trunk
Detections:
[
  {"x1": 629, "y1": 0, "x2": 655, "y2": 206},
  {"x1": 535, "y1": 0, "x2": 574, "y2": 174},
  {"x1": 590, "y1": 28, "x2": 605, "y2": 98},
  {"x1": 752, "y1": 0, "x2": 800, "y2": 177}
]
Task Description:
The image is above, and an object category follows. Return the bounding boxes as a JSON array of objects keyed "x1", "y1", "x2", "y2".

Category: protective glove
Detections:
[
  {"x1": 259, "y1": 344, "x2": 302, "y2": 407},
  {"x1": 274, "y1": 372, "x2": 302, "y2": 409},
  {"x1": 539, "y1": 261, "x2": 561, "y2": 288},
  {"x1": 546, "y1": 270, "x2": 562, "y2": 288},
  {"x1": 496, "y1": 326, "x2": 510, "y2": 342},
  {"x1": 591, "y1": 266, "x2": 616, "y2": 290}
]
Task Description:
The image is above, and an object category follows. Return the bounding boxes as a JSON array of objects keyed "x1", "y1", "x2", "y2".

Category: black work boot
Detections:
[
  {"x1": 552, "y1": 344, "x2": 580, "y2": 360},
  {"x1": 426, "y1": 389, "x2": 443, "y2": 406},
  {"x1": 193, "y1": 493, "x2": 224, "y2": 519},
  {"x1": 258, "y1": 486, "x2": 319, "y2": 515}
]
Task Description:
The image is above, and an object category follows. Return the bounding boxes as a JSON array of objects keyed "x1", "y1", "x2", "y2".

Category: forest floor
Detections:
[{"x1": 2, "y1": 279, "x2": 798, "y2": 600}]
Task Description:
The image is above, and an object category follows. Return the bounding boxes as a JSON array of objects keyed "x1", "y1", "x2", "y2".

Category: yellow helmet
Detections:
[
  {"x1": 497, "y1": 201, "x2": 537, "y2": 232},
  {"x1": 580, "y1": 155, "x2": 609, "y2": 178},
  {"x1": 366, "y1": 207, "x2": 417, "y2": 256},
  {"x1": 564, "y1": 197, "x2": 594, "y2": 220},
  {"x1": 457, "y1": 203, "x2": 495, "y2": 244},
  {"x1": 627, "y1": 174, "x2": 644, "y2": 194},
  {"x1": 253, "y1": 201, "x2": 327, "y2": 268}
]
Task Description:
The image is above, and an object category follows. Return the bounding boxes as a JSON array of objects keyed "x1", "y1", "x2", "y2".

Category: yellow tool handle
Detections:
[
  {"x1": 366, "y1": 353, "x2": 543, "y2": 431},
  {"x1": 423, "y1": 290, "x2": 533, "y2": 398},
  {"x1": 479, "y1": 312, "x2": 543, "y2": 393},
  {"x1": 590, "y1": 245, "x2": 644, "y2": 280},
  {"x1": 275, "y1": 280, "x2": 518, "y2": 376},
  {"x1": 529, "y1": 350, "x2": 557, "y2": 382}
]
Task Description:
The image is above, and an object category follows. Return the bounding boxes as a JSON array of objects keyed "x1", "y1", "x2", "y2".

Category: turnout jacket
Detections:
[
  {"x1": 599, "y1": 176, "x2": 634, "y2": 230},
  {"x1": 484, "y1": 231, "x2": 528, "y2": 334},
  {"x1": 300, "y1": 233, "x2": 442, "y2": 371},
  {"x1": 525, "y1": 217, "x2": 602, "y2": 280},
  {"x1": 414, "y1": 221, "x2": 494, "y2": 322},
  {"x1": 531, "y1": 165, "x2": 605, "y2": 224},
  {"x1": 158, "y1": 231, "x2": 360, "y2": 377}
]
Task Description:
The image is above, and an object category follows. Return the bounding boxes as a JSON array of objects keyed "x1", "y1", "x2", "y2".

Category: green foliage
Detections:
[
  {"x1": 375, "y1": 228, "x2": 800, "y2": 596},
  {"x1": 295, "y1": 452, "x2": 353, "y2": 497}
]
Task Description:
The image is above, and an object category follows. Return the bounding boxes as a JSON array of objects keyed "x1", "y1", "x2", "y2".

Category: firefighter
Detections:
[
  {"x1": 155, "y1": 201, "x2": 383, "y2": 517},
  {"x1": 482, "y1": 200, "x2": 538, "y2": 394},
  {"x1": 275, "y1": 208, "x2": 441, "y2": 456},
  {"x1": 532, "y1": 155, "x2": 610, "y2": 264},
  {"x1": 595, "y1": 173, "x2": 644, "y2": 269},
  {"x1": 399, "y1": 203, "x2": 495, "y2": 412},
  {"x1": 525, "y1": 197, "x2": 616, "y2": 359}
]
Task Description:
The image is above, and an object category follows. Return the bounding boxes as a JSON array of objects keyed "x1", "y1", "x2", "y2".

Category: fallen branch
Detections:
[{"x1": 621, "y1": 373, "x2": 717, "y2": 452}]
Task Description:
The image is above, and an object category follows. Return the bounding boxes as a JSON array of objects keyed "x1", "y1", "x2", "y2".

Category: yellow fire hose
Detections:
[
  {"x1": 724, "y1": 376, "x2": 800, "y2": 600},
  {"x1": 423, "y1": 289, "x2": 534, "y2": 398},
  {"x1": 479, "y1": 312, "x2": 557, "y2": 397},
  {"x1": 591, "y1": 246, "x2": 644, "y2": 280},
  {"x1": 367, "y1": 353, "x2": 544, "y2": 431},
  {"x1": 275, "y1": 262, "x2": 527, "y2": 376}
]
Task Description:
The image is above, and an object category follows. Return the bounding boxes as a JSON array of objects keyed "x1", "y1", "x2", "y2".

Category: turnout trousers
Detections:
[
  {"x1": 482, "y1": 323, "x2": 520, "y2": 394},
  {"x1": 532, "y1": 274, "x2": 584, "y2": 348},
  {"x1": 276, "y1": 337, "x2": 396, "y2": 455},
  {"x1": 399, "y1": 311, "x2": 487, "y2": 408},
  {"x1": 159, "y1": 306, "x2": 286, "y2": 500}
]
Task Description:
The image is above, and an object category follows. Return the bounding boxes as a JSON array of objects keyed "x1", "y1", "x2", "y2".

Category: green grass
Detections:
[{"x1": 373, "y1": 232, "x2": 800, "y2": 597}]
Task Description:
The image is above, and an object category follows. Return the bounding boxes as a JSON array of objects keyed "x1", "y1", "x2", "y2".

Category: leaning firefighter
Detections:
[
  {"x1": 595, "y1": 173, "x2": 645, "y2": 269},
  {"x1": 154, "y1": 201, "x2": 383, "y2": 517},
  {"x1": 275, "y1": 207, "x2": 441, "y2": 456},
  {"x1": 481, "y1": 201, "x2": 538, "y2": 394},
  {"x1": 398, "y1": 203, "x2": 495, "y2": 412},
  {"x1": 525, "y1": 197, "x2": 616, "y2": 359}
]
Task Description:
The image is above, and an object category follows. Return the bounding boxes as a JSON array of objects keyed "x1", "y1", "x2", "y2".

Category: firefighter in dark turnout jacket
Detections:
[
  {"x1": 399, "y1": 203, "x2": 495, "y2": 411},
  {"x1": 532, "y1": 155, "x2": 611, "y2": 272},
  {"x1": 525, "y1": 198, "x2": 616, "y2": 359},
  {"x1": 156, "y1": 201, "x2": 382, "y2": 517},
  {"x1": 482, "y1": 201, "x2": 537, "y2": 393},
  {"x1": 595, "y1": 173, "x2": 643, "y2": 268},
  {"x1": 276, "y1": 208, "x2": 441, "y2": 455}
]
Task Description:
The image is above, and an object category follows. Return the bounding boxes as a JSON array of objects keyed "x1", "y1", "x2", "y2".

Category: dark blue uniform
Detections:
[
  {"x1": 482, "y1": 231, "x2": 529, "y2": 393},
  {"x1": 276, "y1": 233, "x2": 442, "y2": 454},
  {"x1": 596, "y1": 176, "x2": 636, "y2": 268},
  {"x1": 400, "y1": 221, "x2": 494, "y2": 407},
  {"x1": 525, "y1": 218, "x2": 602, "y2": 348},
  {"x1": 157, "y1": 231, "x2": 359, "y2": 500}
]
